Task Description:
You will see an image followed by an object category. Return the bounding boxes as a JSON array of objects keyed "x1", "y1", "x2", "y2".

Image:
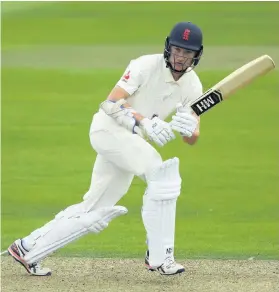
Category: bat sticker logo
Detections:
[{"x1": 191, "y1": 89, "x2": 223, "y2": 116}]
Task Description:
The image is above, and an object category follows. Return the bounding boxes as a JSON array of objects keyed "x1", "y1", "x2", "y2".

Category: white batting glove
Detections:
[
  {"x1": 170, "y1": 104, "x2": 199, "y2": 138},
  {"x1": 140, "y1": 117, "x2": 175, "y2": 147}
]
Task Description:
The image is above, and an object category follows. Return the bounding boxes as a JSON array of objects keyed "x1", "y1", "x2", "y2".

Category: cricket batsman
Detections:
[{"x1": 7, "y1": 21, "x2": 203, "y2": 276}]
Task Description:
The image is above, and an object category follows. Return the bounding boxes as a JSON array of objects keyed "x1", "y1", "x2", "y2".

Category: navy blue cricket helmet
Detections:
[{"x1": 164, "y1": 22, "x2": 203, "y2": 73}]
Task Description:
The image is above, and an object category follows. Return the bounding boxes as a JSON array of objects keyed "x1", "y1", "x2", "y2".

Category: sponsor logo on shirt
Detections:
[{"x1": 122, "y1": 70, "x2": 130, "y2": 83}]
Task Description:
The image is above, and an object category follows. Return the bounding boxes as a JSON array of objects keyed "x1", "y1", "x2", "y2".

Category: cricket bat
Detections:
[{"x1": 190, "y1": 55, "x2": 276, "y2": 116}]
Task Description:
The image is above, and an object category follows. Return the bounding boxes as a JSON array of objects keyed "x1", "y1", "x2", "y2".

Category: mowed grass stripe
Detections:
[
  {"x1": 2, "y1": 45, "x2": 278, "y2": 71},
  {"x1": 2, "y1": 2, "x2": 279, "y2": 47}
]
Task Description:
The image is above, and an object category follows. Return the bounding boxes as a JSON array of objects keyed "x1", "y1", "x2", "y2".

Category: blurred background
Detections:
[{"x1": 1, "y1": 1, "x2": 279, "y2": 259}]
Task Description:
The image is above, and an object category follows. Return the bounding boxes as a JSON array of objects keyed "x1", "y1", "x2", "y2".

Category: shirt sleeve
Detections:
[{"x1": 116, "y1": 59, "x2": 143, "y2": 95}]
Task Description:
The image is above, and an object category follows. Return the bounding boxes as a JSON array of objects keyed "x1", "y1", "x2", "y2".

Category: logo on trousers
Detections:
[{"x1": 166, "y1": 248, "x2": 173, "y2": 254}]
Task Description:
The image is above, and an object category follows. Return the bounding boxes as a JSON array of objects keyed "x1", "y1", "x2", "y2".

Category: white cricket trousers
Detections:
[
  {"x1": 22, "y1": 110, "x2": 171, "y2": 267},
  {"x1": 83, "y1": 110, "x2": 163, "y2": 211}
]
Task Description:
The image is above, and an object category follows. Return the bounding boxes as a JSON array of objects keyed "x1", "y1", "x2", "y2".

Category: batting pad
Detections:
[
  {"x1": 142, "y1": 158, "x2": 181, "y2": 267},
  {"x1": 24, "y1": 206, "x2": 127, "y2": 264}
]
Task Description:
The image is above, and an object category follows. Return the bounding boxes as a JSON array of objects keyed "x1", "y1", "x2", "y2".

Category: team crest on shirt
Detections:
[{"x1": 122, "y1": 70, "x2": 130, "y2": 82}]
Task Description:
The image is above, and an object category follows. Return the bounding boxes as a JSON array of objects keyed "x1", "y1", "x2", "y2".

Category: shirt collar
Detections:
[
  {"x1": 162, "y1": 60, "x2": 194, "y2": 86},
  {"x1": 162, "y1": 59, "x2": 175, "y2": 83}
]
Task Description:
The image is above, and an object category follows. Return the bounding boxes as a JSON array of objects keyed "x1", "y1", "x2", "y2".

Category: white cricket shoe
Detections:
[
  {"x1": 7, "y1": 239, "x2": 51, "y2": 276},
  {"x1": 145, "y1": 250, "x2": 185, "y2": 275}
]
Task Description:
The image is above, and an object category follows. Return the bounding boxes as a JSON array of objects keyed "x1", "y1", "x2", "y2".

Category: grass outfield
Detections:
[
  {"x1": 2, "y1": 2, "x2": 279, "y2": 47},
  {"x1": 2, "y1": 67, "x2": 278, "y2": 259},
  {"x1": 1, "y1": 1, "x2": 279, "y2": 261}
]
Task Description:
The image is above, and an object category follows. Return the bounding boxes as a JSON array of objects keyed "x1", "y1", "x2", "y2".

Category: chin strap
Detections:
[{"x1": 166, "y1": 63, "x2": 195, "y2": 75}]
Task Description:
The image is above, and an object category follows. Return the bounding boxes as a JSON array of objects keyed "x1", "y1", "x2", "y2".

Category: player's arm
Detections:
[
  {"x1": 99, "y1": 64, "x2": 175, "y2": 147},
  {"x1": 170, "y1": 75, "x2": 203, "y2": 145},
  {"x1": 182, "y1": 113, "x2": 200, "y2": 145},
  {"x1": 106, "y1": 62, "x2": 146, "y2": 124},
  {"x1": 107, "y1": 85, "x2": 145, "y2": 123},
  {"x1": 170, "y1": 105, "x2": 200, "y2": 146},
  {"x1": 101, "y1": 87, "x2": 175, "y2": 147}
]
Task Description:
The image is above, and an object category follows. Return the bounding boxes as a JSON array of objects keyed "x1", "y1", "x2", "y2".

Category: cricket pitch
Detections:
[{"x1": 1, "y1": 257, "x2": 278, "y2": 292}]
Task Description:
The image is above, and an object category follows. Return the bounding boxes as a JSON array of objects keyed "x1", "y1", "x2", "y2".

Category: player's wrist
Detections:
[
  {"x1": 119, "y1": 100, "x2": 144, "y2": 125},
  {"x1": 133, "y1": 113, "x2": 144, "y2": 125}
]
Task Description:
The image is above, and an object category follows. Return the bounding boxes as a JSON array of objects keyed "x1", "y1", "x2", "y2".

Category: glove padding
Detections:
[
  {"x1": 170, "y1": 106, "x2": 198, "y2": 138},
  {"x1": 140, "y1": 117, "x2": 175, "y2": 147},
  {"x1": 100, "y1": 99, "x2": 137, "y2": 133}
]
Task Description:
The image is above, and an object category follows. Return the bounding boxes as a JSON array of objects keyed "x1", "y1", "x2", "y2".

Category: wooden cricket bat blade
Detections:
[{"x1": 191, "y1": 55, "x2": 275, "y2": 116}]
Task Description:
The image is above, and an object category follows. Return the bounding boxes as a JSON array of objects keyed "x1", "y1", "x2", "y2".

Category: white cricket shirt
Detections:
[
  {"x1": 117, "y1": 54, "x2": 203, "y2": 120},
  {"x1": 90, "y1": 54, "x2": 203, "y2": 133}
]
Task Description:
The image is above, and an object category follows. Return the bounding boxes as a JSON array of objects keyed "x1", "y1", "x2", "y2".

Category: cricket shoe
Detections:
[
  {"x1": 145, "y1": 250, "x2": 185, "y2": 275},
  {"x1": 7, "y1": 239, "x2": 51, "y2": 276}
]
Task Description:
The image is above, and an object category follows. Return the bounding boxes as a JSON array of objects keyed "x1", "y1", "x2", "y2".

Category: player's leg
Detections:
[
  {"x1": 7, "y1": 125, "x2": 159, "y2": 275},
  {"x1": 82, "y1": 154, "x2": 134, "y2": 210},
  {"x1": 89, "y1": 129, "x2": 163, "y2": 179},
  {"x1": 8, "y1": 154, "x2": 133, "y2": 275},
  {"x1": 142, "y1": 157, "x2": 185, "y2": 275},
  {"x1": 90, "y1": 129, "x2": 184, "y2": 275},
  {"x1": 8, "y1": 206, "x2": 127, "y2": 276},
  {"x1": 22, "y1": 154, "x2": 133, "y2": 246},
  {"x1": 7, "y1": 127, "x2": 175, "y2": 276}
]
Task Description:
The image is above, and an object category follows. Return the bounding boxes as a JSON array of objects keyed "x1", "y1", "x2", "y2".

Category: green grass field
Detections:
[{"x1": 2, "y1": 2, "x2": 279, "y2": 260}]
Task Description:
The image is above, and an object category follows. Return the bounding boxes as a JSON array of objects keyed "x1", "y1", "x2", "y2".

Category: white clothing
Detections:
[
  {"x1": 83, "y1": 128, "x2": 163, "y2": 210},
  {"x1": 91, "y1": 54, "x2": 202, "y2": 132},
  {"x1": 118, "y1": 54, "x2": 202, "y2": 120},
  {"x1": 22, "y1": 54, "x2": 203, "y2": 267},
  {"x1": 88, "y1": 54, "x2": 202, "y2": 201},
  {"x1": 82, "y1": 55, "x2": 203, "y2": 265}
]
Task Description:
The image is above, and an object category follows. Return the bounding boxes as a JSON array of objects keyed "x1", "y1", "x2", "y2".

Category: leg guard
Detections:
[
  {"x1": 23, "y1": 206, "x2": 127, "y2": 265},
  {"x1": 142, "y1": 157, "x2": 181, "y2": 268},
  {"x1": 22, "y1": 202, "x2": 90, "y2": 250}
]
